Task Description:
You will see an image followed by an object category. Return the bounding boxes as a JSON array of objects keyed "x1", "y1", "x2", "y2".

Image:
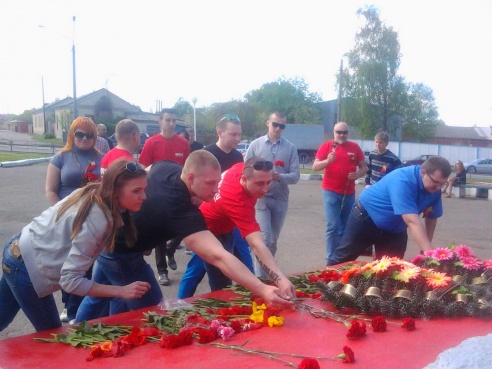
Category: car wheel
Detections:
[{"x1": 467, "y1": 166, "x2": 476, "y2": 173}]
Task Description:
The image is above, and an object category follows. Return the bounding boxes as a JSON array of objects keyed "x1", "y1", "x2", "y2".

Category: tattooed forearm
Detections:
[{"x1": 258, "y1": 260, "x2": 281, "y2": 283}]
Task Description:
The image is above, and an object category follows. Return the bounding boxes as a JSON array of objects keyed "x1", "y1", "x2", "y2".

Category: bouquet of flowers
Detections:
[
  {"x1": 317, "y1": 245, "x2": 492, "y2": 319},
  {"x1": 81, "y1": 160, "x2": 98, "y2": 186}
]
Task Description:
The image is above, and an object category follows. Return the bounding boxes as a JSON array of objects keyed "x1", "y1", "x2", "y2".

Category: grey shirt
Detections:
[{"x1": 245, "y1": 134, "x2": 300, "y2": 201}]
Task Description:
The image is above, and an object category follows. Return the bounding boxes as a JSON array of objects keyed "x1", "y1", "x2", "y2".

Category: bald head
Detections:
[
  {"x1": 333, "y1": 122, "x2": 349, "y2": 144},
  {"x1": 96, "y1": 124, "x2": 108, "y2": 137}
]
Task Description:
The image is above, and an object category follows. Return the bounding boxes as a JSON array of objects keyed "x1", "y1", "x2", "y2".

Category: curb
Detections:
[{"x1": 0, "y1": 157, "x2": 52, "y2": 168}]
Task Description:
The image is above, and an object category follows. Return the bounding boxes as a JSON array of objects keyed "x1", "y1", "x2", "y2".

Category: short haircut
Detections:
[
  {"x1": 159, "y1": 108, "x2": 177, "y2": 119},
  {"x1": 243, "y1": 156, "x2": 270, "y2": 178},
  {"x1": 115, "y1": 119, "x2": 139, "y2": 140},
  {"x1": 178, "y1": 129, "x2": 190, "y2": 140},
  {"x1": 216, "y1": 115, "x2": 241, "y2": 131},
  {"x1": 422, "y1": 156, "x2": 452, "y2": 178},
  {"x1": 374, "y1": 131, "x2": 390, "y2": 143},
  {"x1": 269, "y1": 111, "x2": 286, "y2": 120},
  {"x1": 182, "y1": 150, "x2": 220, "y2": 176}
]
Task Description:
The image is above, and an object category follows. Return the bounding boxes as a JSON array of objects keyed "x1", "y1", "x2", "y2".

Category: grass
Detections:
[
  {"x1": 0, "y1": 152, "x2": 52, "y2": 162},
  {"x1": 30, "y1": 134, "x2": 64, "y2": 146}
]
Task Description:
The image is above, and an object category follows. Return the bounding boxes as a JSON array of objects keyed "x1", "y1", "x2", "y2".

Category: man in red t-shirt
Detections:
[
  {"x1": 198, "y1": 158, "x2": 295, "y2": 298},
  {"x1": 313, "y1": 122, "x2": 367, "y2": 263},
  {"x1": 138, "y1": 108, "x2": 191, "y2": 286},
  {"x1": 100, "y1": 119, "x2": 140, "y2": 176}
]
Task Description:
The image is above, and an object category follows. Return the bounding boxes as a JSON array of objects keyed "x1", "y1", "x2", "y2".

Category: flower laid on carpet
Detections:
[{"x1": 317, "y1": 245, "x2": 492, "y2": 319}]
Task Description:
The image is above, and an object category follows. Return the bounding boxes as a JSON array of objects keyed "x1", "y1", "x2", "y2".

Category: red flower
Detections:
[
  {"x1": 401, "y1": 318, "x2": 416, "y2": 331},
  {"x1": 84, "y1": 171, "x2": 99, "y2": 183},
  {"x1": 160, "y1": 330, "x2": 193, "y2": 349},
  {"x1": 371, "y1": 316, "x2": 387, "y2": 332},
  {"x1": 342, "y1": 346, "x2": 355, "y2": 363},
  {"x1": 346, "y1": 320, "x2": 366, "y2": 339},
  {"x1": 422, "y1": 206, "x2": 433, "y2": 218},
  {"x1": 298, "y1": 358, "x2": 320, "y2": 369},
  {"x1": 274, "y1": 160, "x2": 285, "y2": 168},
  {"x1": 196, "y1": 327, "x2": 218, "y2": 344},
  {"x1": 381, "y1": 165, "x2": 387, "y2": 173}
]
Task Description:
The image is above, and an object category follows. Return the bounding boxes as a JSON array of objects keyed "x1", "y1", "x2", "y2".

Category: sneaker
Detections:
[
  {"x1": 59, "y1": 308, "x2": 69, "y2": 323},
  {"x1": 167, "y1": 255, "x2": 177, "y2": 270},
  {"x1": 158, "y1": 273, "x2": 170, "y2": 286},
  {"x1": 184, "y1": 247, "x2": 192, "y2": 255}
]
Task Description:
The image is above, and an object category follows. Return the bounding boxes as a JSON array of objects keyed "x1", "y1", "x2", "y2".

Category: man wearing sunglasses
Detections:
[
  {"x1": 328, "y1": 156, "x2": 452, "y2": 266},
  {"x1": 196, "y1": 157, "x2": 296, "y2": 296},
  {"x1": 138, "y1": 108, "x2": 191, "y2": 286},
  {"x1": 244, "y1": 112, "x2": 300, "y2": 277},
  {"x1": 313, "y1": 122, "x2": 367, "y2": 262}
]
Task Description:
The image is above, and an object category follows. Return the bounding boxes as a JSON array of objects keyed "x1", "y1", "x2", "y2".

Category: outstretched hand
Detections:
[{"x1": 258, "y1": 284, "x2": 294, "y2": 308}]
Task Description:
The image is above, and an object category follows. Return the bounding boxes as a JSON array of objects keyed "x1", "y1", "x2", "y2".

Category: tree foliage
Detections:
[
  {"x1": 339, "y1": 5, "x2": 440, "y2": 141},
  {"x1": 244, "y1": 76, "x2": 322, "y2": 130}
]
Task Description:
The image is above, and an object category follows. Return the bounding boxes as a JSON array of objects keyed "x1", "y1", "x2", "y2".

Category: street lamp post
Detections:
[
  {"x1": 72, "y1": 16, "x2": 77, "y2": 119},
  {"x1": 192, "y1": 97, "x2": 197, "y2": 139}
]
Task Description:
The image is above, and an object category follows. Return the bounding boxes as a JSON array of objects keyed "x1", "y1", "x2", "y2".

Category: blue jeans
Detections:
[
  {"x1": 327, "y1": 201, "x2": 408, "y2": 265},
  {"x1": 177, "y1": 228, "x2": 252, "y2": 299},
  {"x1": 322, "y1": 189, "x2": 355, "y2": 261},
  {"x1": 203, "y1": 232, "x2": 235, "y2": 291},
  {"x1": 0, "y1": 234, "x2": 61, "y2": 332},
  {"x1": 76, "y1": 251, "x2": 162, "y2": 322},
  {"x1": 252, "y1": 196, "x2": 288, "y2": 277}
]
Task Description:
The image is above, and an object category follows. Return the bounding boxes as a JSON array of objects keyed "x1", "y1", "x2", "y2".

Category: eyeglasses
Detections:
[
  {"x1": 74, "y1": 131, "x2": 95, "y2": 140},
  {"x1": 335, "y1": 130, "x2": 348, "y2": 135},
  {"x1": 220, "y1": 114, "x2": 241, "y2": 124},
  {"x1": 246, "y1": 161, "x2": 274, "y2": 171},
  {"x1": 272, "y1": 122, "x2": 286, "y2": 130},
  {"x1": 125, "y1": 162, "x2": 141, "y2": 173},
  {"x1": 427, "y1": 172, "x2": 447, "y2": 187}
]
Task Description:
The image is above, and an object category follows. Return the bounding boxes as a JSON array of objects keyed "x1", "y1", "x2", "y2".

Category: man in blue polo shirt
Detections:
[{"x1": 327, "y1": 156, "x2": 452, "y2": 265}]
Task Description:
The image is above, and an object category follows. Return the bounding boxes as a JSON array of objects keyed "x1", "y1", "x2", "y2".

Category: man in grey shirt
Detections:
[{"x1": 244, "y1": 112, "x2": 300, "y2": 277}]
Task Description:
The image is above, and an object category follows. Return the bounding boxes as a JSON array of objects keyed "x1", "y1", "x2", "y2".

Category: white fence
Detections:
[{"x1": 356, "y1": 140, "x2": 492, "y2": 164}]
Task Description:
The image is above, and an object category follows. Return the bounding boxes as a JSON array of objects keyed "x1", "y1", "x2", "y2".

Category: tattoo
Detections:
[{"x1": 258, "y1": 260, "x2": 281, "y2": 283}]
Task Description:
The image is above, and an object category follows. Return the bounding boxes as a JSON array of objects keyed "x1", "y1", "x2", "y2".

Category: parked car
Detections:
[
  {"x1": 402, "y1": 154, "x2": 435, "y2": 166},
  {"x1": 464, "y1": 158, "x2": 492, "y2": 174},
  {"x1": 236, "y1": 143, "x2": 249, "y2": 156},
  {"x1": 108, "y1": 132, "x2": 149, "y2": 153}
]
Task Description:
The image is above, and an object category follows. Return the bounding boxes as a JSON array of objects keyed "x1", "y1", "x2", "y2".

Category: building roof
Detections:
[{"x1": 434, "y1": 125, "x2": 492, "y2": 141}]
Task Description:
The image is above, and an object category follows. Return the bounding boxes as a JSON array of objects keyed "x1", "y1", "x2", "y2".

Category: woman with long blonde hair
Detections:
[
  {"x1": 0, "y1": 159, "x2": 150, "y2": 332},
  {"x1": 442, "y1": 160, "x2": 466, "y2": 198}
]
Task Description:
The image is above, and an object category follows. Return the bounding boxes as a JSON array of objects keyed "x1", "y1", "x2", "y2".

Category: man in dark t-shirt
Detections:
[{"x1": 75, "y1": 151, "x2": 294, "y2": 322}]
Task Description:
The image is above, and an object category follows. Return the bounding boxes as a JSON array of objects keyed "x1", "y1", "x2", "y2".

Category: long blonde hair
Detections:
[{"x1": 56, "y1": 159, "x2": 146, "y2": 251}]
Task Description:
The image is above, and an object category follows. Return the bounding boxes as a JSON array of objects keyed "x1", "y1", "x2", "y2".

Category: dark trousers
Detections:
[
  {"x1": 327, "y1": 201, "x2": 408, "y2": 266},
  {"x1": 155, "y1": 238, "x2": 181, "y2": 274},
  {"x1": 61, "y1": 266, "x2": 93, "y2": 321}
]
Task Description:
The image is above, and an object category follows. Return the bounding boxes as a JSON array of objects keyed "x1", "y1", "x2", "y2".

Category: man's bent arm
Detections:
[{"x1": 402, "y1": 213, "x2": 433, "y2": 253}]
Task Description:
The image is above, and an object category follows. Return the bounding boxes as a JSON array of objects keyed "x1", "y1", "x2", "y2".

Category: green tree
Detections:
[
  {"x1": 173, "y1": 98, "x2": 193, "y2": 119},
  {"x1": 339, "y1": 6, "x2": 440, "y2": 140},
  {"x1": 244, "y1": 76, "x2": 322, "y2": 130}
]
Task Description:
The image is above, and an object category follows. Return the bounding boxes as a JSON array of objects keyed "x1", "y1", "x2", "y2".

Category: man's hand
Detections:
[
  {"x1": 258, "y1": 284, "x2": 294, "y2": 308},
  {"x1": 272, "y1": 171, "x2": 281, "y2": 182},
  {"x1": 276, "y1": 278, "x2": 297, "y2": 300}
]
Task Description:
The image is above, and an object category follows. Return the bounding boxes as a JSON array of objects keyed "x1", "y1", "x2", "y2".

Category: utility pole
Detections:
[
  {"x1": 337, "y1": 59, "x2": 343, "y2": 123},
  {"x1": 42, "y1": 76, "x2": 47, "y2": 133}
]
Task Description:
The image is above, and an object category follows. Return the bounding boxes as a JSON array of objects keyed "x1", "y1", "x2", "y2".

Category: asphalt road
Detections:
[{"x1": 0, "y1": 160, "x2": 491, "y2": 340}]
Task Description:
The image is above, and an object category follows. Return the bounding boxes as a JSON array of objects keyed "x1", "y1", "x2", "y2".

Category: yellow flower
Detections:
[
  {"x1": 394, "y1": 267, "x2": 421, "y2": 283},
  {"x1": 425, "y1": 271, "x2": 451, "y2": 288},
  {"x1": 371, "y1": 256, "x2": 393, "y2": 273},
  {"x1": 249, "y1": 301, "x2": 267, "y2": 323},
  {"x1": 267, "y1": 315, "x2": 284, "y2": 327}
]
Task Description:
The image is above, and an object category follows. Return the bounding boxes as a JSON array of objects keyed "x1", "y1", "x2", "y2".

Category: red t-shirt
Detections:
[
  {"x1": 315, "y1": 140, "x2": 364, "y2": 194},
  {"x1": 100, "y1": 147, "x2": 134, "y2": 176},
  {"x1": 138, "y1": 134, "x2": 190, "y2": 167},
  {"x1": 199, "y1": 163, "x2": 260, "y2": 238}
]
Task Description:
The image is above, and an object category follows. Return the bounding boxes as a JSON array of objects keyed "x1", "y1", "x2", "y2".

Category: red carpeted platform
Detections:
[{"x1": 0, "y1": 289, "x2": 490, "y2": 369}]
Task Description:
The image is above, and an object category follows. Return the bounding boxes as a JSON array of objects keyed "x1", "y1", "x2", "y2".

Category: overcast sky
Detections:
[{"x1": 1, "y1": 0, "x2": 491, "y2": 127}]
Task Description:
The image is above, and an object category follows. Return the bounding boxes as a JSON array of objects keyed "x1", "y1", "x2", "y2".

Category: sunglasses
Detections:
[
  {"x1": 272, "y1": 122, "x2": 286, "y2": 130},
  {"x1": 335, "y1": 130, "x2": 348, "y2": 135},
  {"x1": 220, "y1": 114, "x2": 241, "y2": 123},
  {"x1": 125, "y1": 162, "x2": 141, "y2": 173},
  {"x1": 246, "y1": 161, "x2": 274, "y2": 171},
  {"x1": 74, "y1": 131, "x2": 95, "y2": 140}
]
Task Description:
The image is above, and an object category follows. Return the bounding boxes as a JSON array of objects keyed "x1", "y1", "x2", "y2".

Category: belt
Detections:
[{"x1": 9, "y1": 238, "x2": 21, "y2": 259}]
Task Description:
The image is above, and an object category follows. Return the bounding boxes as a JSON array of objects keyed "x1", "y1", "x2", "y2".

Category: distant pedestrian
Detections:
[{"x1": 365, "y1": 132, "x2": 401, "y2": 186}]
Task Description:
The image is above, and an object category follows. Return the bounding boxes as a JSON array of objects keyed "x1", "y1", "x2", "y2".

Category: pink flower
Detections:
[
  {"x1": 453, "y1": 244, "x2": 474, "y2": 259},
  {"x1": 423, "y1": 250, "x2": 434, "y2": 257},
  {"x1": 411, "y1": 254, "x2": 425, "y2": 265},
  {"x1": 461, "y1": 257, "x2": 483, "y2": 271},
  {"x1": 210, "y1": 320, "x2": 222, "y2": 330},
  {"x1": 482, "y1": 260, "x2": 492, "y2": 269},
  {"x1": 432, "y1": 248, "x2": 454, "y2": 261},
  {"x1": 218, "y1": 326, "x2": 235, "y2": 340}
]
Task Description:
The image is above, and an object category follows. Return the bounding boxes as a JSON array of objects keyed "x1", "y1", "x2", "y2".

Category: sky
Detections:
[{"x1": 1, "y1": 0, "x2": 491, "y2": 127}]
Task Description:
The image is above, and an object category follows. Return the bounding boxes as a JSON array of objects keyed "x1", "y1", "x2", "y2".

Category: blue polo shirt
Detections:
[{"x1": 359, "y1": 165, "x2": 443, "y2": 233}]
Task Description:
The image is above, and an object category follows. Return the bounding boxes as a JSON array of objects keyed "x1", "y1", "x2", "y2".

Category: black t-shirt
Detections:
[
  {"x1": 190, "y1": 141, "x2": 204, "y2": 152},
  {"x1": 204, "y1": 144, "x2": 243, "y2": 173},
  {"x1": 113, "y1": 160, "x2": 207, "y2": 253}
]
